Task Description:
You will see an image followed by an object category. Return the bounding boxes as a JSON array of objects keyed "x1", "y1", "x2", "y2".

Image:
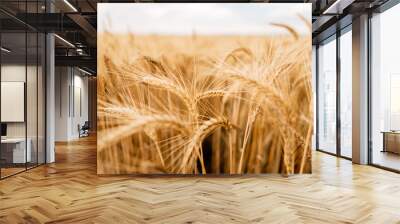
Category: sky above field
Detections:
[{"x1": 98, "y1": 3, "x2": 311, "y2": 36}]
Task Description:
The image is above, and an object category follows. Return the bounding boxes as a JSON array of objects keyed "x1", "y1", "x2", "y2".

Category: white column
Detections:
[
  {"x1": 46, "y1": 32, "x2": 55, "y2": 163},
  {"x1": 352, "y1": 14, "x2": 369, "y2": 164}
]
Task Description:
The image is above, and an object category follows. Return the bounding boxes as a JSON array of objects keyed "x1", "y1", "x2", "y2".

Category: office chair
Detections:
[{"x1": 79, "y1": 121, "x2": 90, "y2": 138}]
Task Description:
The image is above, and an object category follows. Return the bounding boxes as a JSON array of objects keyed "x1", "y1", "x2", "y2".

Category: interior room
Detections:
[
  {"x1": 0, "y1": 9, "x2": 46, "y2": 178},
  {"x1": 0, "y1": 0, "x2": 400, "y2": 223}
]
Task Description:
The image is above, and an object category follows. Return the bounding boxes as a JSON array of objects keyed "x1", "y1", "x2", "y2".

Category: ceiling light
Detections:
[
  {"x1": 54, "y1": 34, "x2": 75, "y2": 48},
  {"x1": 1, "y1": 47, "x2": 11, "y2": 53},
  {"x1": 78, "y1": 67, "x2": 93, "y2": 76},
  {"x1": 76, "y1": 48, "x2": 86, "y2": 55},
  {"x1": 63, "y1": 0, "x2": 78, "y2": 12}
]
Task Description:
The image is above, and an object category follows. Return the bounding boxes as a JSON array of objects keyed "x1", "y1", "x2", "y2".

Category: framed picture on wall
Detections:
[{"x1": 97, "y1": 3, "x2": 312, "y2": 175}]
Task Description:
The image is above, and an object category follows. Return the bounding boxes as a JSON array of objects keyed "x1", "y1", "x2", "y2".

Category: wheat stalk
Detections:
[{"x1": 98, "y1": 24, "x2": 312, "y2": 175}]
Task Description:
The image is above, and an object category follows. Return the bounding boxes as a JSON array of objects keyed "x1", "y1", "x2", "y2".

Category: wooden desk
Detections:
[
  {"x1": 1, "y1": 138, "x2": 31, "y2": 163},
  {"x1": 382, "y1": 131, "x2": 400, "y2": 154}
]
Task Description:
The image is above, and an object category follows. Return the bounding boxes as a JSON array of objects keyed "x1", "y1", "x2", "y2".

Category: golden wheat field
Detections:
[{"x1": 97, "y1": 26, "x2": 312, "y2": 175}]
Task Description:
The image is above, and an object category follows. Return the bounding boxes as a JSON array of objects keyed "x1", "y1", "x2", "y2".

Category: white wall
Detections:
[
  {"x1": 55, "y1": 67, "x2": 89, "y2": 141},
  {"x1": 72, "y1": 73, "x2": 89, "y2": 138},
  {"x1": 55, "y1": 67, "x2": 70, "y2": 141},
  {"x1": 1, "y1": 65, "x2": 26, "y2": 138},
  {"x1": 1, "y1": 65, "x2": 36, "y2": 138}
]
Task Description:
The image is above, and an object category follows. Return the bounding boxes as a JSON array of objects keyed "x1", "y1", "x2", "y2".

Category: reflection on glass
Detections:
[
  {"x1": 318, "y1": 37, "x2": 337, "y2": 154},
  {"x1": 371, "y1": 4, "x2": 400, "y2": 171},
  {"x1": 340, "y1": 29, "x2": 352, "y2": 158}
]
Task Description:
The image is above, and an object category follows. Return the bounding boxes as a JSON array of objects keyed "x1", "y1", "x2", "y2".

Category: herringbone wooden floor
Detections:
[{"x1": 1, "y1": 135, "x2": 400, "y2": 224}]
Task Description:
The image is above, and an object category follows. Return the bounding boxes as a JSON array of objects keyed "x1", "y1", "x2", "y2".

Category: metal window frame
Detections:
[
  {"x1": 315, "y1": 22, "x2": 353, "y2": 161},
  {"x1": 367, "y1": 0, "x2": 400, "y2": 173},
  {"x1": 316, "y1": 0, "x2": 400, "y2": 172}
]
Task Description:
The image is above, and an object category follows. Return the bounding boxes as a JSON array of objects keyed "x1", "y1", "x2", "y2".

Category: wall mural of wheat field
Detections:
[{"x1": 97, "y1": 3, "x2": 312, "y2": 175}]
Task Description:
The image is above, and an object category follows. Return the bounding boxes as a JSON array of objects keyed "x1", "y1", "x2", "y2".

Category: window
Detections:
[
  {"x1": 339, "y1": 28, "x2": 352, "y2": 158},
  {"x1": 371, "y1": 3, "x2": 400, "y2": 171},
  {"x1": 317, "y1": 36, "x2": 337, "y2": 154}
]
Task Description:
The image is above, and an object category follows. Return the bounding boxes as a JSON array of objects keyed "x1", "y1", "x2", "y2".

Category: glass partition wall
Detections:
[
  {"x1": 316, "y1": 26, "x2": 352, "y2": 159},
  {"x1": 0, "y1": 31, "x2": 27, "y2": 177},
  {"x1": 0, "y1": 3, "x2": 46, "y2": 179}
]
